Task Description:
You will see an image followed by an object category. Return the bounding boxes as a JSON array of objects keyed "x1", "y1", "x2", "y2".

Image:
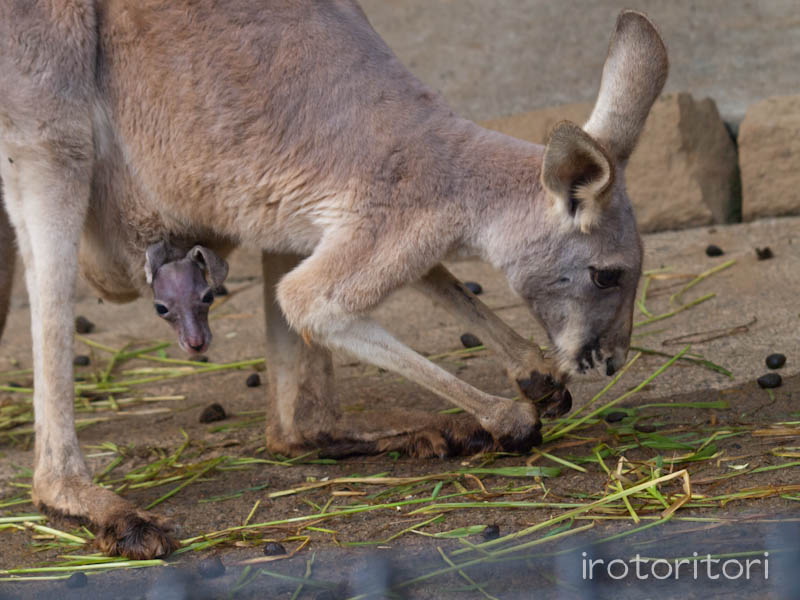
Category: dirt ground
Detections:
[{"x1": 1, "y1": 216, "x2": 799, "y2": 598}]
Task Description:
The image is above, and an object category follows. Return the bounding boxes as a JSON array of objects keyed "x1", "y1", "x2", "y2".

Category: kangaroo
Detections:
[
  {"x1": 0, "y1": 2, "x2": 667, "y2": 559},
  {"x1": 0, "y1": 189, "x2": 228, "y2": 355}
]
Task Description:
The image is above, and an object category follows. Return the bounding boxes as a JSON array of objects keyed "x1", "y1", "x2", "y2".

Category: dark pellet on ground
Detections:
[
  {"x1": 199, "y1": 402, "x2": 227, "y2": 423},
  {"x1": 482, "y1": 524, "x2": 500, "y2": 541},
  {"x1": 245, "y1": 373, "x2": 261, "y2": 387},
  {"x1": 604, "y1": 411, "x2": 627, "y2": 423},
  {"x1": 464, "y1": 281, "x2": 483, "y2": 295},
  {"x1": 213, "y1": 285, "x2": 229, "y2": 296},
  {"x1": 757, "y1": 373, "x2": 782, "y2": 389},
  {"x1": 75, "y1": 316, "x2": 95, "y2": 334},
  {"x1": 7, "y1": 382, "x2": 22, "y2": 388},
  {"x1": 73, "y1": 354, "x2": 90, "y2": 367},
  {"x1": 755, "y1": 247, "x2": 774, "y2": 261},
  {"x1": 191, "y1": 355, "x2": 209, "y2": 363},
  {"x1": 635, "y1": 423, "x2": 657, "y2": 434},
  {"x1": 263, "y1": 542, "x2": 287, "y2": 556},
  {"x1": 197, "y1": 556, "x2": 225, "y2": 579},
  {"x1": 766, "y1": 353, "x2": 786, "y2": 369},
  {"x1": 66, "y1": 572, "x2": 88, "y2": 589},
  {"x1": 705, "y1": 244, "x2": 724, "y2": 257},
  {"x1": 460, "y1": 333, "x2": 482, "y2": 348}
]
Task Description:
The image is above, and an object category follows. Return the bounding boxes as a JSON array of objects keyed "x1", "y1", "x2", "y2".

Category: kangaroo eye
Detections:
[
  {"x1": 154, "y1": 303, "x2": 169, "y2": 316},
  {"x1": 201, "y1": 291, "x2": 214, "y2": 304},
  {"x1": 590, "y1": 268, "x2": 622, "y2": 289}
]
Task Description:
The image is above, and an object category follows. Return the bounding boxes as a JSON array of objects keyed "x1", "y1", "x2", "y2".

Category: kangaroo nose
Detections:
[
  {"x1": 189, "y1": 341, "x2": 205, "y2": 352},
  {"x1": 605, "y1": 357, "x2": 617, "y2": 376}
]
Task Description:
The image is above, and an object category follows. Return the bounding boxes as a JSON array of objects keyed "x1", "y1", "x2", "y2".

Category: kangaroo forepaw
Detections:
[
  {"x1": 95, "y1": 511, "x2": 179, "y2": 559},
  {"x1": 497, "y1": 424, "x2": 543, "y2": 453},
  {"x1": 515, "y1": 371, "x2": 573, "y2": 418},
  {"x1": 480, "y1": 400, "x2": 544, "y2": 454}
]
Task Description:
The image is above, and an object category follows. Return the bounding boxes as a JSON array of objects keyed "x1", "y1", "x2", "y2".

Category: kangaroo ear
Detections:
[
  {"x1": 583, "y1": 11, "x2": 668, "y2": 162},
  {"x1": 145, "y1": 241, "x2": 169, "y2": 285},
  {"x1": 189, "y1": 246, "x2": 229, "y2": 288},
  {"x1": 542, "y1": 121, "x2": 613, "y2": 233}
]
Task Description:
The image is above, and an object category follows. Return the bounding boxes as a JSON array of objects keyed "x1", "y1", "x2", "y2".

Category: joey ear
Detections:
[
  {"x1": 583, "y1": 10, "x2": 668, "y2": 161},
  {"x1": 189, "y1": 246, "x2": 229, "y2": 288},
  {"x1": 542, "y1": 121, "x2": 613, "y2": 233},
  {"x1": 145, "y1": 241, "x2": 169, "y2": 285}
]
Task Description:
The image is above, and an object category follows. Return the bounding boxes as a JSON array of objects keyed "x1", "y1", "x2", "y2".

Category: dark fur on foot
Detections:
[
  {"x1": 95, "y1": 511, "x2": 179, "y2": 559},
  {"x1": 318, "y1": 438, "x2": 379, "y2": 459},
  {"x1": 37, "y1": 502, "x2": 178, "y2": 559},
  {"x1": 498, "y1": 427, "x2": 543, "y2": 453},
  {"x1": 441, "y1": 423, "x2": 495, "y2": 457}
]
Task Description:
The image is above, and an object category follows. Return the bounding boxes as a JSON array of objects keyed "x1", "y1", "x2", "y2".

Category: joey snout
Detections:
[{"x1": 172, "y1": 315, "x2": 213, "y2": 355}]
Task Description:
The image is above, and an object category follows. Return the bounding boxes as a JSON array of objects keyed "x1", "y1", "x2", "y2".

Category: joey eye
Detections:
[
  {"x1": 590, "y1": 267, "x2": 622, "y2": 289},
  {"x1": 154, "y1": 303, "x2": 169, "y2": 316},
  {"x1": 201, "y1": 290, "x2": 214, "y2": 304}
]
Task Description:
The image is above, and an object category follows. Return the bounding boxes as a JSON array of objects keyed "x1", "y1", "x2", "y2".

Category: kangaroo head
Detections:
[
  {"x1": 505, "y1": 11, "x2": 667, "y2": 377},
  {"x1": 145, "y1": 241, "x2": 229, "y2": 355}
]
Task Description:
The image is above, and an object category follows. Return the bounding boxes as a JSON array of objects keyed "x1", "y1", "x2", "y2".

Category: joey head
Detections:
[{"x1": 145, "y1": 241, "x2": 229, "y2": 355}]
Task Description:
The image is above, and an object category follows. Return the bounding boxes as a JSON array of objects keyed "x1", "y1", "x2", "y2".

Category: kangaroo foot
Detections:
[
  {"x1": 514, "y1": 371, "x2": 573, "y2": 419},
  {"x1": 309, "y1": 410, "x2": 541, "y2": 459},
  {"x1": 34, "y1": 476, "x2": 178, "y2": 559}
]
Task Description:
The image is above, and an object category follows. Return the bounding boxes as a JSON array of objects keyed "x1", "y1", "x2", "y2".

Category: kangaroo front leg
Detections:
[
  {"x1": 277, "y1": 235, "x2": 542, "y2": 452},
  {"x1": 416, "y1": 265, "x2": 572, "y2": 418},
  {"x1": 328, "y1": 316, "x2": 541, "y2": 451},
  {"x1": 1, "y1": 157, "x2": 177, "y2": 559},
  {"x1": 263, "y1": 252, "x2": 492, "y2": 458}
]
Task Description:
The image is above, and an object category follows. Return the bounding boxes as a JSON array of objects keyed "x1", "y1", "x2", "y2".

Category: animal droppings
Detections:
[
  {"x1": 66, "y1": 572, "x2": 88, "y2": 589},
  {"x1": 766, "y1": 353, "x2": 786, "y2": 369},
  {"x1": 263, "y1": 542, "x2": 287, "y2": 556},
  {"x1": 246, "y1": 373, "x2": 261, "y2": 387},
  {"x1": 482, "y1": 524, "x2": 500, "y2": 540},
  {"x1": 460, "y1": 333, "x2": 482, "y2": 348},
  {"x1": 75, "y1": 315, "x2": 95, "y2": 334},
  {"x1": 604, "y1": 411, "x2": 627, "y2": 423},
  {"x1": 73, "y1": 354, "x2": 91, "y2": 366},
  {"x1": 464, "y1": 281, "x2": 483, "y2": 295},
  {"x1": 705, "y1": 244, "x2": 724, "y2": 257},
  {"x1": 755, "y1": 247, "x2": 774, "y2": 261},
  {"x1": 635, "y1": 423, "x2": 657, "y2": 433},
  {"x1": 197, "y1": 556, "x2": 226, "y2": 579},
  {"x1": 757, "y1": 373, "x2": 782, "y2": 389},
  {"x1": 199, "y1": 402, "x2": 227, "y2": 423}
]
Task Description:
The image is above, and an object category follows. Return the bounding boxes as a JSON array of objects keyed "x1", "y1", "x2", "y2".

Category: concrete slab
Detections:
[{"x1": 358, "y1": 1, "x2": 800, "y2": 123}]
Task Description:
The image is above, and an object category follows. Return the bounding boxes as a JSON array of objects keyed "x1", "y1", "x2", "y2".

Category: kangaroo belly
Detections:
[{"x1": 79, "y1": 230, "x2": 140, "y2": 303}]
